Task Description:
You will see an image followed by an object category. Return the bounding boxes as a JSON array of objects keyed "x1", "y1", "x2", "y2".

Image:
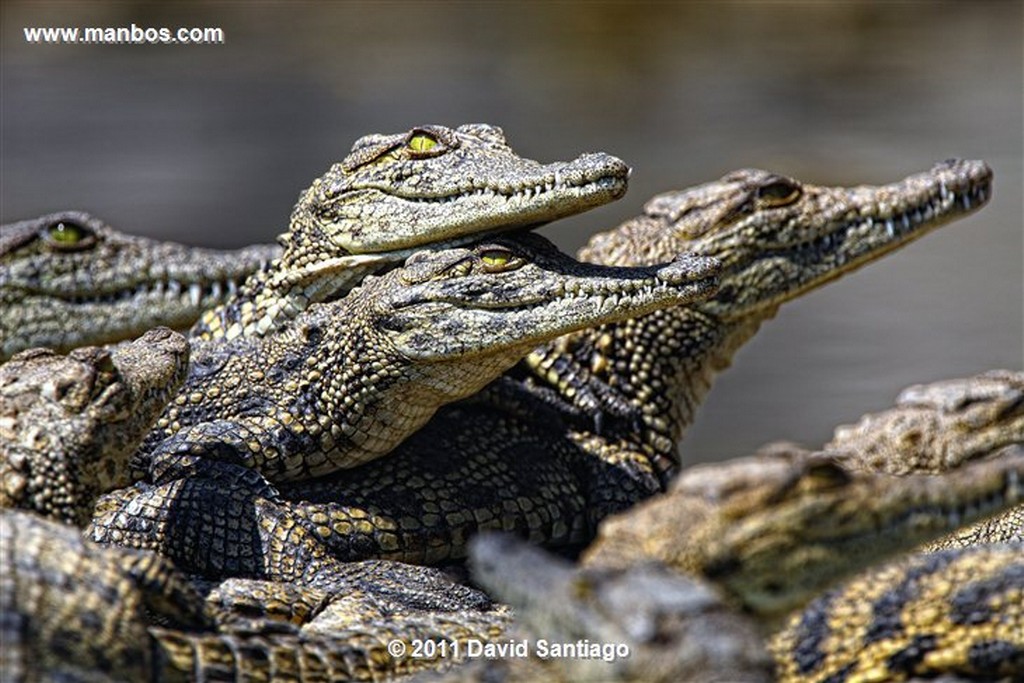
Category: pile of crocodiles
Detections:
[{"x1": 1, "y1": 123, "x2": 1019, "y2": 682}]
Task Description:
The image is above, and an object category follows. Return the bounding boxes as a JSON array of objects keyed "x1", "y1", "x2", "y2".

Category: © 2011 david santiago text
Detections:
[{"x1": 388, "y1": 637, "x2": 631, "y2": 662}]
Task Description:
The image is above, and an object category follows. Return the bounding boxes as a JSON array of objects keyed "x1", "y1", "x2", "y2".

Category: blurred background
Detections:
[{"x1": 3, "y1": 1, "x2": 1021, "y2": 464}]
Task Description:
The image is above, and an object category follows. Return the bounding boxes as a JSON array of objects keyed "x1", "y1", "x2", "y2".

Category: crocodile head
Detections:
[
  {"x1": 581, "y1": 159, "x2": 992, "y2": 321},
  {"x1": 828, "y1": 370, "x2": 1024, "y2": 474},
  {"x1": 194, "y1": 124, "x2": 631, "y2": 342},
  {"x1": 0, "y1": 211, "x2": 278, "y2": 359},
  {"x1": 281, "y1": 123, "x2": 629, "y2": 262},
  {"x1": 0, "y1": 327, "x2": 188, "y2": 525},
  {"x1": 584, "y1": 445, "x2": 1024, "y2": 621},
  {"x1": 368, "y1": 231, "x2": 720, "y2": 363}
]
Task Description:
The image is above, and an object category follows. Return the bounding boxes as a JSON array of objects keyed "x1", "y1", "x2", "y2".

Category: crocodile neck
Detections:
[
  {"x1": 192, "y1": 123, "x2": 629, "y2": 341},
  {"x1": 522, "y1": 160, "x2": 993, "y2": 477}
]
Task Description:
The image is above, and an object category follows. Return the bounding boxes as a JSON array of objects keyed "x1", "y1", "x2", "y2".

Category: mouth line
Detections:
[
  {"x1": 723, "y1": 176, "x2": 992, "y2": 280},
  {"x1": 803, "y1": 467, "x2": 1020, "y2": 546},
  {"x1": 397, "y1": 274, "x2": 719, "y2": 313},
  {"x1": 379, "y1": 173, "x2": 628, "y2": 206},
  {"x1": 23, "y1": 275, "x2": 245, "y2": 308}
]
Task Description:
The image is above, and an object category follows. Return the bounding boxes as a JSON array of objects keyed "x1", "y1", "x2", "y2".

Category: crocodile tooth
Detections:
[
  {"x1": 189, "y1": 283, "x2": 202, "y2": 307},
  {"x1": 211, "y1": 281, "x2": 223, "y2": 299},
  {"x1": 885, "y1": 219, "x2": 896, "y2": 238}
]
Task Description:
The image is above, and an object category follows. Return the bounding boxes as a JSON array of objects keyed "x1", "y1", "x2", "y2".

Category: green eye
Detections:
[
  {"x1": 480, "y1": 250, "x2": 513, "y2": 268},
  {"x1": 45, "y1": 220, "x2": 96, "y2": 250},
  {"x1": 50, "y1": 221, "x2": 85, "y2": 243},
  {"x1": 755, "y1": 180, "x2": 800, "y2": 206},
  {"x1": 407, "y1": 133, "x2": 439, "y2": 153}
]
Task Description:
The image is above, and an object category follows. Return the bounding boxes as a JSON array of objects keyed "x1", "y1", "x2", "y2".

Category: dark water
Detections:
[{"x1": 3, "y1": 1, "x2": 1021, "y2": 462}]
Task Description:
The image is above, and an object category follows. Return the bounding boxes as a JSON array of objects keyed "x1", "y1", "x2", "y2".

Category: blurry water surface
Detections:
[{"x1": 3, "y1": 1, "x2": 1021, "y2": 463}]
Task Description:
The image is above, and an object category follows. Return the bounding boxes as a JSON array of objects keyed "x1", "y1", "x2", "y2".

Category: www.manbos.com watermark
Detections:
[{"x1": 23, "y1": 24, "x2": 225, "y2": 45}]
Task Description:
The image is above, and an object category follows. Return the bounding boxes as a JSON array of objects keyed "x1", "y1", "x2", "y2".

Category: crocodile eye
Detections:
[
  {"x1": 44, "y1": 219, "x2": 97, "y2": 251},
  {"x1": 756, "y1": 180, "x2": 801, "y2": 206},
  {"x1": 95, "y1": 353, "x2": 116, "y2": 374},
  {"x1": 407, "y1": 132, "x2": 439, "y2": 153},
  {"x1": 479, "y1": 249, "x2": 517, "y2": 272},
  {"x1": 802, "y1": 459, "x2": 851, "y2": 490}
]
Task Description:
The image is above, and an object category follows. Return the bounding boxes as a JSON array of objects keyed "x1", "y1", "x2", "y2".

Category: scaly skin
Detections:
[
  {"x1": 223, "y1": 160, "x2": 996, "y2": 567},
  {"x1": 91, "y1": 233, "x2": 719, "y2": 573},
  {"x1": 771, "y1": 544, "x2": 1024, "y2": 683},
  {"x1": 426, "y1": 448, "x2": 1024, "y2": 682},
  {"x1": 524, "y1": 159, "x2": 994, "y2": 483},
  {"x1": 0, "y1": 509, "x2": 211, "y2": 682},
  {"x1": 193, "y1": 123, "x2": 630, "y2": 341},
  {"x1": 428, "y1": 533, "x2": 772, "y2": 683},
  {"x1": 152, "y1": 609, "x2": 507, "y2": 682},
  {"x1": 581, "y1": 445, "x2": 1024, "y2": 621},
  {"x1": 827, "y1": 370, "x2": 1024, "y2": 475},
  {"x1": 0, "y1": 327, "x2": 188, "y2": 526},
  {"x1": 0, "y1": 329, "x2": 504, "y2": 682},
  {"x1": 136, "y1": 232, "x2": 719, "y2": 484},
  {"x1": 825, "y1": 370, "x2": 1024, "y2": 551},
  {"x1": 0, "y1": 210, "x2": 278, "y2": 360},
  {"x1": 3, "y1": 508, "x2": 508, "y2": 682}
]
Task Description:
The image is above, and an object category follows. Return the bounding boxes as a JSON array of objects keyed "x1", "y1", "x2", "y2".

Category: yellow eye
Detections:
[
  {"x1": 480, "y1": 249, "x2": 513, "y2": 269},
  {"x1": 407, "y1": 133, "x2": 438, "y2": 153},
  {"x1": 45, "y1": 220, "x2": 95, "y2": 250}
]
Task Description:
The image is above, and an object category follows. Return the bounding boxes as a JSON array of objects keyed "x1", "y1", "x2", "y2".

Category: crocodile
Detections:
[
  {"x1": 770, "y1": 543, "x2": 1024, "y2": 682},
  {"x1": 518, "y1": 158, "x2": 994, "y2": 484},
  {"x1": 192, "y1": 123, "x2": 630, "y2": 341},
  {"x1": 2, "y1": 507, "x2": 511, "y2": 682},
  {"x1": 0, "y1": 210, "x2": 278, "y2": 361},
  {"x1": 0, "y1": 337, "x2": 509, "y2": 681},
  {"x1": 136, "y1": 232, "x2": 719, "y2": 485},
  {"x1": 423, "y1": 445, "x2": 1024, "y2": 682},
  {"x1": 826, "y1": 370, "x2": 1024, "y2": 475},
  {"x1": 0, "y1": 327, "x2": 189, "y2": 526},
  {"x1": 93, "y1": 424, "x2": 1024, "y2": 681},
  {"x1": 1, "y1": 508, "x2": 211, "y2": 682},
  {"x1": 824, "y1": 369, "x2": 1024, "y2": 551},
  {"x1": 581, "y1": 444, "x2": 1024, "y2": 621},
  {"x1": 168, "y1": 159, "x2": 998, "y2": 569},
  {"x1": 92, "y1": 233, "x2": 720, "y2": 570},
  {"x1": 429, "y1": 532, "x2": 773, "y2": 683}
]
